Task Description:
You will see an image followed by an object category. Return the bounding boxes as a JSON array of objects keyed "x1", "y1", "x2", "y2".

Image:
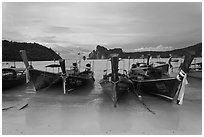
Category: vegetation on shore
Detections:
[{"x1": 2, "y1": 40, "x2": 62, "y2": 61}]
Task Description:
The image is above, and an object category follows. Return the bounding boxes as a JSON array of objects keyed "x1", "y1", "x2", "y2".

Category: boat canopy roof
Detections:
[
  {"x1": 155, "y1": 61, "x2": 167, "y2": 64},
  {"x1": 2, "y1": 68, "x2": 26, "y2": 72},
  {"x1": 45, "y1": 64, "x2": 61, "y2": 68},
  {"x1": 191, "y1": 62, "x2": 202, "y2": 66}
]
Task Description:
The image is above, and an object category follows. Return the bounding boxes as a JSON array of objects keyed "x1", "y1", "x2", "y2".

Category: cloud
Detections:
[
  {"x1": 2, "y1": 2, "x2": 202, "y2": 52},
  {"x1": 44, "y1": 26, "x2": 71, "y2": 34},
  {"x1": 134, "y1": 45, "x2": 173, "y2": 52},
  {"x1": 31, "y1": 36, "x2": 57, "y2": 43},
  {"x1": 51, "y1": 44, "x2": 92, "y2": 59},
  {"x1": 2, "y1": 29, "x2": 32, "y2": 42}
]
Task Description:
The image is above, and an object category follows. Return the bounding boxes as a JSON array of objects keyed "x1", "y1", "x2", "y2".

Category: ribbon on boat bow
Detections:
[
  {"x1": 176, "y1": 51, "x2": 195, "y2": 105},
  {"x1": 176, "y1": 69, "x2": 188, "y2": 105}
]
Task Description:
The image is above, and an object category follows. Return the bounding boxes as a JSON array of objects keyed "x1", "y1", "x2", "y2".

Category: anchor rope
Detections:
[{"x1": 134, "y1": 79, "x2": 156, "y2": 115}]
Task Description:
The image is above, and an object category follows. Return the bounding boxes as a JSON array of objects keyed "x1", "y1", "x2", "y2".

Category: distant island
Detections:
[
  {"x1": 88, "y1": 43, "x2": 202, "y2": 59},
  {"x1": 3, "y1": 40, "x2": 202, "y2": 61},
  {"x1": 2, "y1": 40, "x2": 62, "y2": 61}
]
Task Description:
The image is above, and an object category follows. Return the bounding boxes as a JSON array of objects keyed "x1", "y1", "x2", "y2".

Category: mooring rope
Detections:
[{"x1": 133, "y1": 80, "x2": 156, "y2": 115}]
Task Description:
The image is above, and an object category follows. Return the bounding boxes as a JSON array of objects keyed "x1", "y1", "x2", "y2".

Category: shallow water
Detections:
[{"x1": 2, "y1": 58, "x2": 202, "y2": 135}]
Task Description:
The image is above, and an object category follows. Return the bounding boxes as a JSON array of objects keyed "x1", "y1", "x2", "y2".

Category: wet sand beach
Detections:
[{"x1": 2, "y1": 65, "x2": 202, "y2": 135}]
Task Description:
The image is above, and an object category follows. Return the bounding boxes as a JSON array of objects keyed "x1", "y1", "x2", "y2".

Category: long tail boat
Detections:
[
  {"x1": 2, "y1": 67, "x2": 27, "y2": 90},
  {"x1": 99, "y1": 55, "x2": 139, "y2": 107},
  {"x1": 132, "y1": 54, "x2": 172, "y2": 75},
  {"x1": 59, "y1": 60, "x2": 95, "y2": 94},
  {"x1": 128, "y1": 52, "x2": 195, "y2": 104},
  {"x1": 20, "y1": 50, "x2": 61, "y2": 91},
  {"x1": 188, "y1": 61, "x2": 202, "y2": 79},
  {"x1": 20, "y1": 50, "x2": 95, "y2": 93}
]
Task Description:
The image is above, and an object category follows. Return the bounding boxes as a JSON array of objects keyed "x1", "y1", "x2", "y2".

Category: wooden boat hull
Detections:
[
  {"x1": 188, "y1": 70, "x2": 202, "y2": 79},
  {"x1": 138, "y1": 63, "x2": 169, "y2": 74},
  {"x1": 131, "y1": 78, "x2": 180, "y2": 100},
  {"x1": 99, "y1": 78, "x2": 132, "y2": 105},
  {"x1": 66, "y1": 75, "x2": 94, "y2": 90},
  {"x1": 29, "y1": 69, "x2": 61, "y2": 91},
  {"x1": 155, "y1": 64, "x2": 169, "y2": 74},
  {"x1": 3, "y1": 77, "x2": 26, "y2": 90},
  {"x1": 29, "y1": 69, "x2": 95, "y2": 91}
]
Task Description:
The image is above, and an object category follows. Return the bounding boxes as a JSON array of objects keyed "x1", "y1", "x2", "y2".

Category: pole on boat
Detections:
[
  {"x1": 147, "y1": 54, "x2": 151, "y2": 66},
  {"x1": 92, "y1": 59, "x2": 94, "y2": 73},
  {"x1": 141, "y1": 55, "x2": 145, "y2": 63},
  {"x1": 78, "y1": 52, "x2": 81, "y2": 72},
  {"x1": 59, "y1": 59, "x2": 67, "y2": 94},
  {"x1": 128, "y1": 56, "x2": 130, "y2": 71},
  {"x1": 168, "y1": 54, "x2": 173, "y2": 75},
  {"x1": 19, "y1": 50, "x2": 30, "y2": 83}
]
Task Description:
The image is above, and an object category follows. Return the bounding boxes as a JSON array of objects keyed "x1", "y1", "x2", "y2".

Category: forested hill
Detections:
[
  {"x1": 88, "y1": 42, "x2": 202, "y2": 59},
  {"x1": 2, "y1": 40, "x2": 62, "y2": 61}
]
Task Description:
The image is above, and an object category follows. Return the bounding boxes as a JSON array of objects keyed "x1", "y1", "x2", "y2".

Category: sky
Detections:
[{"x1": 2, "y1": 2, "x2": 202, "y2": 52}]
